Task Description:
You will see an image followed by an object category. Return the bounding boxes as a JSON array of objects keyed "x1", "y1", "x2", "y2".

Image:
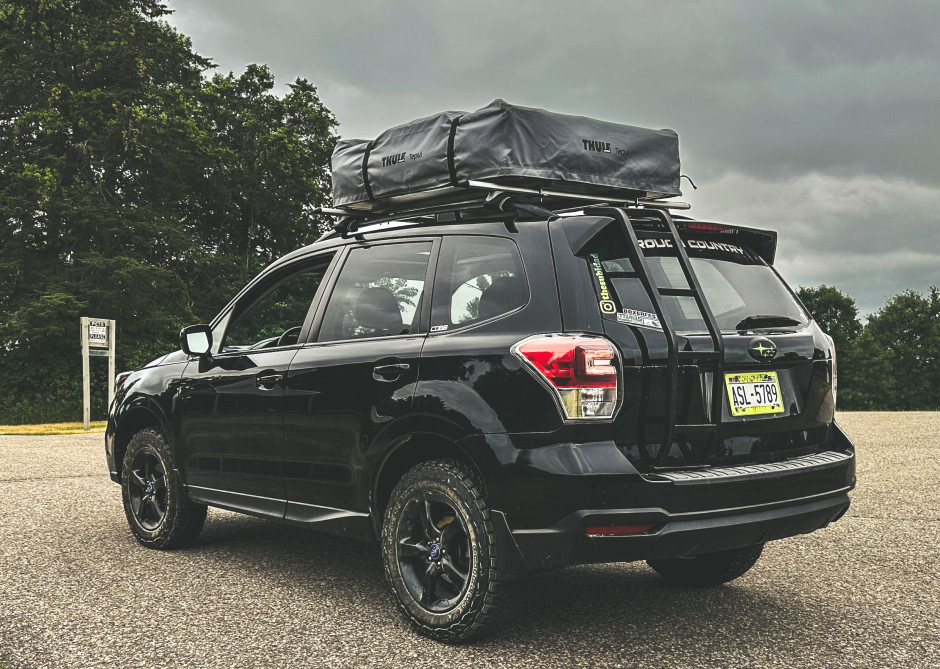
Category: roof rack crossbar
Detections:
[{"x1": 466, "y1": 180, "x2": 691, "y2": 210}]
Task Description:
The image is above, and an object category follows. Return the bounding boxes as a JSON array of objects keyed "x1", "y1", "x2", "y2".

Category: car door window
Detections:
[
  {"x1": 222, "y1": 256, "x2": 333, "y2": 351},
  {"x1": 432, "y1": 236, "x2": 528, "y2": 330},
  {"x1": 317, "y1": 242, "x2": 433, "y2": 342}
]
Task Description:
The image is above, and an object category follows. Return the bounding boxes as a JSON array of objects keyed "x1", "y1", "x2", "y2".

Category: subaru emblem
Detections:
[{"x1": 747, "y1": 337, "x2": 777, "y2": 362}]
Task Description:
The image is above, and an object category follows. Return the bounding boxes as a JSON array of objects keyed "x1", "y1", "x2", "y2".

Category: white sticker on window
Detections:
[
  {"x1": 617, "y1": 309, "x2": 662, "y2": 329},
  {"x1": 430, "y1": 324, "x2": 449, "y2": 332}
]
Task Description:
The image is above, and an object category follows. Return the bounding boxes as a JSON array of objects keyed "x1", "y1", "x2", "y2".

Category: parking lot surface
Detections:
[{"x1": 1, "y1": 413, "x2": 937, "y2": 668}]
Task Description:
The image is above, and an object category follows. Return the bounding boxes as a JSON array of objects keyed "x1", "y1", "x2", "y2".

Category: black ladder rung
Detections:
[
  {"x1": 675, "y1": 424, "x2": 718, "y2": 434},
  {"x1": 658, "y1": 287, "x2": 697, "y2": 298}
]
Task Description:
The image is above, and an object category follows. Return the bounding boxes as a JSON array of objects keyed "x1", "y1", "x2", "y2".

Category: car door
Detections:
[
  {"x1": 282, "y1": 239, "x2": 438, "y2": 528},
  {"x1": 177, "y1": 253, "x2": 337, "y2": 516}
]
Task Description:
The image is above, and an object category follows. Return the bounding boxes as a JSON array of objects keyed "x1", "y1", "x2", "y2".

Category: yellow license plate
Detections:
[{"x1": 725, "y1": 371, "x2": 784, "y2": 417}]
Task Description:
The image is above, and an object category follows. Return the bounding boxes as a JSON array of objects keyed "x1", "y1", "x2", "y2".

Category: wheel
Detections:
[
  {"x1": 647, "y1": 543, "x2": 764, "y2": 587},
  {"x1": 121, "y1": 428, "x2": 207, "y2": 549},
  {"x1": 381, "y1": 459, "x2": 502, "y2": 643}
]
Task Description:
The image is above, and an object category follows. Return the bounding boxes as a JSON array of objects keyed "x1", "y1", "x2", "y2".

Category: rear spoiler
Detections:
[{"x1": 563, "y1": 213, "x2": 778, "y2": 264}]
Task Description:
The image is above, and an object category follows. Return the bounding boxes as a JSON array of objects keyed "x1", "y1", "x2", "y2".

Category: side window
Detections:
[
  {"x1": 432, "y1": 236, "x2": 528, "y2": 330},
  {"x1": 317, "y1": 242, "x2": 433, "y2": 342},
  {"x1": 223, "y1": 255, "x2": 334, "y2": 351}
]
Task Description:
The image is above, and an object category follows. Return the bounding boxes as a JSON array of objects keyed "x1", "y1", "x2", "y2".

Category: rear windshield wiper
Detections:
[{"x1": 735, "y1": 315, "x2": 803, "y2": 330}]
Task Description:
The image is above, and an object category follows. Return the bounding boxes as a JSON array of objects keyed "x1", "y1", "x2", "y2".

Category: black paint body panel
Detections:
[{"x1": 106, "y1": 212, "x2": 855, "y2": 576}]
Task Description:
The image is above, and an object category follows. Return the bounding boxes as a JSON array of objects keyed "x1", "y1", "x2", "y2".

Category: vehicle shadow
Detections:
[{"x1": 189, "y1": 510, "x2": 838, "y2": 658}]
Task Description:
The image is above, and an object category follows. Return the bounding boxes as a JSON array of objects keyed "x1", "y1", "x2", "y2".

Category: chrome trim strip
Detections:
[{"x1": 651, "y1": 450, "x2": 852, "y2": 484}]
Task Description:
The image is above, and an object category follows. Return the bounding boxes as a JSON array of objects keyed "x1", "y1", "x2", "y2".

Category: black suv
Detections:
[{"x1": 106, "y1": 200, "x2": 855, "y2": 642}]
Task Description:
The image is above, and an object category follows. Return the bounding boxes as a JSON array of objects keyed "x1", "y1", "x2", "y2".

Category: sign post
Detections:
[{"x1": 80, "y1": 317, "x2": 116, "y2": 431}]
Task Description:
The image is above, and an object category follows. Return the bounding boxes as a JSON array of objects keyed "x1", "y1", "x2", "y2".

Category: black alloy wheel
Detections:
[
  {"x1": 127, "y1": 450, "x2": 168, "y2": 531},
  {"x1": 382, "y1": 459, "x2": 501, "y2": 643},
  {"x1": 396, "y1": 494, "x2": 472, "y2": 613},
  {"x1": 121, "y1": 428, "x2": 207, "y2": 549}
]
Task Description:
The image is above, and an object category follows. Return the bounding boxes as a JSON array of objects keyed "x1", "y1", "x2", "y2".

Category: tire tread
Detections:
[
  {"x1": 382, "y1": 458, "x2": 502, "y2": 643},
  {"x1": 121, "y1": 428, "x2": 207, "y2": 550}
]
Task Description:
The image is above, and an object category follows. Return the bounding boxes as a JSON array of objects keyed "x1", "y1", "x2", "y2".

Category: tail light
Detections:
[
  {"x1": 825, "y1": 333, "x2": 838, "y2": 407},
  {"x1": 512, "y1": 335, "x2": 619, "y2": 420}
]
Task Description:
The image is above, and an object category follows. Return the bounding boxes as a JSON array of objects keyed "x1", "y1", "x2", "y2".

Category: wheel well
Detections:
[
  {"x1": 372, "y1": 434, "x2": 479, "y2": 533},
  {"x1": 113, "y1": 408, "x2": 165, "y2": 478}
]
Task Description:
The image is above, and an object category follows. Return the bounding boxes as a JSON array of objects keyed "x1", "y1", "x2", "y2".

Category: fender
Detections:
[
  {"x1": 366, "y1": 417, "x2": 484, "y2": 537},
  {"x1": 107, "y1": 358, "x2": 189, "y2": 483}
]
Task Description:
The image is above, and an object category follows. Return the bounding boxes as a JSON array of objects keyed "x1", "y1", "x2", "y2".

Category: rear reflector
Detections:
[
  {"x1": 585, "y1": 524, "x2": 654, "y2": 537},
  {"x1": 512, "y1": 335, "x2": 619, "y2": 420}
]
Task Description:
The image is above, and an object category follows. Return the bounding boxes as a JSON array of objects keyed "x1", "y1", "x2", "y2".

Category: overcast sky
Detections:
[{"x1": 166, "y1": 0, "x2": 939, "y2": 316}]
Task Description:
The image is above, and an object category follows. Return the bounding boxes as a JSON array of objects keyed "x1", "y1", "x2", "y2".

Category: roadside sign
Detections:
[
  {"x1": 80, "y1": 317, "x2": 116, "y2": 430},
  {"x1": 88, "y1": 319, "x2": 109, "y2": 348}
]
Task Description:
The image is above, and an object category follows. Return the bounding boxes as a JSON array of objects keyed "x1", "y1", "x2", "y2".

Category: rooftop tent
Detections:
[{"x1": 330, "y1": 99, "x2": 681, "y2": 213}]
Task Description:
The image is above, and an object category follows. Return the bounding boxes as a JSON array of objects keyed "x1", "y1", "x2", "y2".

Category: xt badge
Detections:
[{"x1": 747, "y1": 337, "x2": 777, "y2": 362}]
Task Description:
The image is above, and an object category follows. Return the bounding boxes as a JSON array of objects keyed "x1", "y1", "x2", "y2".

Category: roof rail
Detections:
[
  {"x1": 315, "y1": 189, "x2": 560, "y2": 241},
  {"x1": 314, "y1": 180, "x2": 691, "y2": 240}
]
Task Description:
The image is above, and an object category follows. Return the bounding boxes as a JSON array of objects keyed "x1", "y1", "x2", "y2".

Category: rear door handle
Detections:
[
  {"x1": 372, "y1": 363, "x2": 410, "y2": 381},
  {"x1": 256, "y1": 372, "x2": 284, "y2": 390}
]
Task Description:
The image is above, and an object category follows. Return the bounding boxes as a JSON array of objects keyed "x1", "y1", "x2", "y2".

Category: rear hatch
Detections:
[{"x1": 558, "y1": 210, "x2": 837, "y2": 472}]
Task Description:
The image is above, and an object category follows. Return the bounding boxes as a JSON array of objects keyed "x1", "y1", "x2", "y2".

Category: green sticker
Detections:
[{"x1": 589, "y1": 254, "x2": 615, "y2": 313}]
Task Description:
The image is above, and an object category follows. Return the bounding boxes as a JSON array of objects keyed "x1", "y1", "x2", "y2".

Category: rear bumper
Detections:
[
  {"x1": 468, "y1": 424, "x2": 856, "y2": 581},
  {"x1": 493, "y1": 490, "x2": 851, "y2": 580}
]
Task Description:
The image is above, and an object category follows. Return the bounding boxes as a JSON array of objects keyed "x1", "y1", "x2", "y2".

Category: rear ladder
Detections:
[{"x1": 595, "y1": 207, "x2": 726, "y2": 467}]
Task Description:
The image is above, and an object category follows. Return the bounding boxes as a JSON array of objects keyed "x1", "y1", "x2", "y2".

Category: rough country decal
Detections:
[
  {"x1": 617, "y1": 309, "x2": 662, "y2": 329},
  {"x1": 589, "y1": 254, "x2": 617, "y2": 314},
  {"x1": 637, "y1": 238, "x2": 746, "y2": 255},
  {"x1": 380, "y1": 151, "x2": 423, "y2": 167}
]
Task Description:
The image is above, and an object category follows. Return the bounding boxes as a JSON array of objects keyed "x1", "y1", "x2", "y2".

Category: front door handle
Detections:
[
  {"x1": 372, "y1": 363, "x2": 410, "y2": 381},
  {"x1": 256, "y1": 372, "x2": 284, "y2": 390}
]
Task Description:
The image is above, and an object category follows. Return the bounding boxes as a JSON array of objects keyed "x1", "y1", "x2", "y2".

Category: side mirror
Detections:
[{"x1": 180, "y1": 324, "x2": 213, "y2": 357}]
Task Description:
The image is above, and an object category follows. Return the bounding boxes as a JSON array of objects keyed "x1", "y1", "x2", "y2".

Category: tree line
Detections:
[
  {"x1": 796, "y1": 285, "x2": 939, "y2": 411},
  {"x1": 0, "y1": 0, "x2": 337, "y2": 422},
  {"x1": 1, "y1": 1, "x2": 936, "y2": 423}
]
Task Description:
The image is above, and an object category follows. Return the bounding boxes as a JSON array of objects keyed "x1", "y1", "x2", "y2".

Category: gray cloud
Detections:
[
  {"x1": 165, "y1": 0, "x2": 940, "y2": 315},
  {"x1": 685, "y1": 172, "x2": 940, "y2": 316}
]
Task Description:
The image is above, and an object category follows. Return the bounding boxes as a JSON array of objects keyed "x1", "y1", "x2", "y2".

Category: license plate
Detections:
[{"x1": 724, "y1": 371, "x2": 784, "y2": 417}]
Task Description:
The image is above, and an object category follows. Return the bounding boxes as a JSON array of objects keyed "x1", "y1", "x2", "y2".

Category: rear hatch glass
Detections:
[{"x1": 585, "y1": 225, "x2": 808, "y2": 333}]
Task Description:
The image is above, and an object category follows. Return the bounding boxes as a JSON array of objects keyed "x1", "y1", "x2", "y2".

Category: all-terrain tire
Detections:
[
  {"x1": 647, "y1": 543, "x2": 764, "y2": 587},
  {"x1": 381, "y1": 459, "x2": 502, "y2": 643},
  {"x1": 121, "y1": 428, "x2": 207, "y2": 549}
]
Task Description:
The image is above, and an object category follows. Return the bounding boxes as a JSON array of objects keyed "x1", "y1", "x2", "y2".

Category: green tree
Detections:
[
  {"x1": 183, "y1": 64, "x2": 336, "y2": 315},
  {"x1": 0, "y1": 0, "x2": 336, "y2": 423},
  {"x1": 797, "y1": 285, "x2": 878, "y2": 410},
  {"x1": 866, "y1": 287, "x2": 940, "y2": 410},
  {"x1": 839, "y1": 328, "x2": 894, "y2": 411},
  {"x1": 797, "y1": 285, "x2": 862, "y2": 353}
]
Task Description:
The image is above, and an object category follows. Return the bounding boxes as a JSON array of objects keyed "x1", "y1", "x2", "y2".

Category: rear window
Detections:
[{"x1": 584, "y1": 227, "x2": 808, "y2": 333}]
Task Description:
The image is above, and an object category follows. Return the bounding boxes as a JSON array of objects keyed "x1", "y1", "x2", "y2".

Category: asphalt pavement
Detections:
[{"x1": 1, "y1": 413, "x2": 938, "y2": 668}]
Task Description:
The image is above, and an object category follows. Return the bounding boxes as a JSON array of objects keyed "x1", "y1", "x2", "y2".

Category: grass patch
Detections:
[{"x1": 0, "y1": 421, "x2": 107, "y2": 435}]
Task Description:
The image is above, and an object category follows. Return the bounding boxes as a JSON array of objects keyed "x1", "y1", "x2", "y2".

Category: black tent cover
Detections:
[{"x1": 331, "y1": 99, "x2": 680, "y2": 213}]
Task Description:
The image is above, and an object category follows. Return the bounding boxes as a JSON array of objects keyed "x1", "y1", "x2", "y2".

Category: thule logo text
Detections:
[
  {"x1": 381, "y1": 152, "x2": 407, "y2": 167},
  {"x1": 581, "y1": 138, "x2": 611, "y2": 153}
]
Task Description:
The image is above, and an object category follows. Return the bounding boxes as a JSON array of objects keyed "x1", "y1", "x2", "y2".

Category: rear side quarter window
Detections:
[{"x1": 431, "y1": 236, "x2": 528, "y2": 331}]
